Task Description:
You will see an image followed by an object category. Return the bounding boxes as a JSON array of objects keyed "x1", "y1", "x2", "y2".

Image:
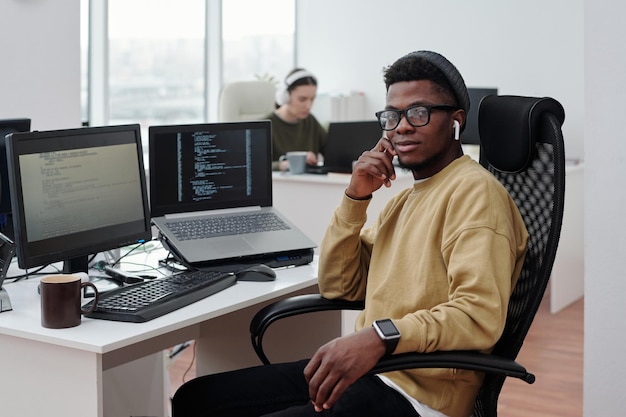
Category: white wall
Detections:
[
  {"x1": 583, "y1": 1, "x2": 626, "y2": 415},
  {"x1": 297, "y1": 0, "x2": 584, "y2": 162},
  {"x1": 0, "y1": 0, "x2": 81, "y2": 130}
]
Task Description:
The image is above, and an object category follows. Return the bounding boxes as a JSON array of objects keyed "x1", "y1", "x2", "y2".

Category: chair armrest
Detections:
[
  {"x1": 250, "y1": 294, "x2": 363, "y2": 364},
  {"x1": 249, "y1": 294, "x2": 535, "y2": 384},
  {"x1": 371, "y1": 351, "x2": 535, "y2": 384}
]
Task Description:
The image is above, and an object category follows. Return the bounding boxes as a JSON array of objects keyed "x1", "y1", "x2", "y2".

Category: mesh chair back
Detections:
[{"x1": 473, "y1": 96, "x2": 565, "y2": 417}]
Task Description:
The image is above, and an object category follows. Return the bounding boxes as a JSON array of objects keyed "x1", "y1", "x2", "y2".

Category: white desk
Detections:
[
  {"x1": 550, "y1": 161, "x2": 585, "y2": 313},
  {"x1": 0, "y1": 253, "x2": 339, "y2": 417}
]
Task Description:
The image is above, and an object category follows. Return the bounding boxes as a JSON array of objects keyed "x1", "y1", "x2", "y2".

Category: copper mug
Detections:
[{"x1": 40, "y1": 274, "x2": 99, "y2": 329}]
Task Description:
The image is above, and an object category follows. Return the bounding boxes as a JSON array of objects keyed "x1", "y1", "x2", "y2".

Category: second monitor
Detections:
[{"x1": 0, "y1": 118, "x2": 31, "y2": 240}]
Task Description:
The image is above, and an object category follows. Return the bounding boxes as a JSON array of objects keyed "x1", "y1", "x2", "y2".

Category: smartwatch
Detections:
[{"x1": 372, "y1": 319, "x2": 401, "y2": 356}]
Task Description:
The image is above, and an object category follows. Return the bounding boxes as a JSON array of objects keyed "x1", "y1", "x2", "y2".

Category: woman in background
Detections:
[{"x1": 267, "y1": 68, "x2": 327, "y2": 171}]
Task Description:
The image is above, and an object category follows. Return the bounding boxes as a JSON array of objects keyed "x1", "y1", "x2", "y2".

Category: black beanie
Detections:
[{"x1": 408, "y1": 50, "x2": 470, "y2": 113}]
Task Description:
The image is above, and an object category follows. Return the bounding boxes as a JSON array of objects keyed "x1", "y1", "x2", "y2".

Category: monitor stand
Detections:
[
  {"x1": 0, "y1": 287, "x2": 12, "y2": 312},
  {"x1": 63, "y1": 255, "x2": 122, "y2": 298}
]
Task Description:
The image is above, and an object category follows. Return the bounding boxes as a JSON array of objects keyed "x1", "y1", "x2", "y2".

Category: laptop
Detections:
[
  {"x1": 308, "y1": 120, "x2": 382, "y2": 174},
  {"x1": 149, "y1": 120, "x2": 316, "y2": 272}
]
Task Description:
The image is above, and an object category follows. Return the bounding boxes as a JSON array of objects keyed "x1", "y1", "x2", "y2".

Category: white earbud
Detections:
[{"x1": 453, "y1": 120, "x2": 460, "y2": 140}]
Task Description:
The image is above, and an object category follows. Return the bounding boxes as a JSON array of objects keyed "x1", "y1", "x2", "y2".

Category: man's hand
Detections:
[
  {"x1": 345, "y1": 137, "x2": 397, "y2": 200},
  {"x1": 303, "y1": 327, "x2": 387, "y2": 412}
]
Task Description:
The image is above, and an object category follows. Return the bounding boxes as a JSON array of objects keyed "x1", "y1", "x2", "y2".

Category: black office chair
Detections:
[{"x1": 249, "y1": 95, "x2": 566, "y2": 417}]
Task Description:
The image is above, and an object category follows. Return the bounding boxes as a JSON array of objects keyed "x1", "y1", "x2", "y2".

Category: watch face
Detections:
[{"x1": 377, "y1": 319, "x2": 400, "y2": 337}]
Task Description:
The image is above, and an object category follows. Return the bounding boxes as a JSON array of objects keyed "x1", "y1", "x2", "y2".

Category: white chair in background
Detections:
[{"x1": 218, "y1": 80, "x2": 276, "y2": 122}]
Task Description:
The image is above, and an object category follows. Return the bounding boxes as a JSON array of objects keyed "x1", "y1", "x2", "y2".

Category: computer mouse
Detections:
[{"x1": 236, "y1": 264, "x2": 277, "y2": 282}]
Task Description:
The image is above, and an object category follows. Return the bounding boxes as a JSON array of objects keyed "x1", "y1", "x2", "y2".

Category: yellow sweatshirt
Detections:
[{"x1": 318, "y1": 156, "x2": 528, "y2": 417}]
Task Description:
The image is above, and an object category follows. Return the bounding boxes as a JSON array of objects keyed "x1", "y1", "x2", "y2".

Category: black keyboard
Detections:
[{"x1": 85, "y1": 269, "x2": 237, "y2": 323}]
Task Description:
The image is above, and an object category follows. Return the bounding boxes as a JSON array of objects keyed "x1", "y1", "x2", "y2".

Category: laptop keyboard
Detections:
[
  {"x1": 166, "y1": 212, "x2": 290, "y2": 241},
  {"x1": 85, "y1": 269, "x2": 237, "y2": 323}
]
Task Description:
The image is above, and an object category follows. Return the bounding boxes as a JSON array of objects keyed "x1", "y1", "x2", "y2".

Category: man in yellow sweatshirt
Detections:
[{"x1": 172, "y1": 50, "x2": 528, "y2": 417}]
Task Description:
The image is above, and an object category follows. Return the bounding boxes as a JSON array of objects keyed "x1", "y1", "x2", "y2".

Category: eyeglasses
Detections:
[{"x1": 375, "y1": 104, "x2": 458, "y2": 131}]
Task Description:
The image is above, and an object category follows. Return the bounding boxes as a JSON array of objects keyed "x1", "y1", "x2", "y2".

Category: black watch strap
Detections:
[{"x1": 382, "y1": 335, "x2": 399, "y2": 356}]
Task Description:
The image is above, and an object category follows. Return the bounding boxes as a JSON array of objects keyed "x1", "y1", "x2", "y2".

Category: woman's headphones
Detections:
[{"x1": 275, "y1": 70, "x2": 315, "y2": 106}]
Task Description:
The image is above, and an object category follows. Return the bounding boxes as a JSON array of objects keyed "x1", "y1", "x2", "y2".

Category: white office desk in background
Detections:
[
  {"x1": 0, "y1": 250, "x2": 339, "y2": 417},
  {"x1": 550, "y1": 161, "x2": 584, "y2": 313}
]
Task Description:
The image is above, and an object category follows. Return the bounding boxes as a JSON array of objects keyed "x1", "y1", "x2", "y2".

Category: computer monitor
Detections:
[
  {"x1": 463, "y1": 87, "x2": 498, "y2": 145},
  {"x1": 0, "y1": 118, "x2": 31, "y2": 239},
  {"x1": 5, "y1": 124, "x2": 152, "y2": 273},
  {"x1": 321, "y1": 120, "x2": 382, "y2": 173}
]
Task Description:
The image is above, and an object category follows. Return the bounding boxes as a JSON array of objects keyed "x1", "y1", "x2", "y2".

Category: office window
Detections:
[
  {"x1": 81, "y1": 0, "x2": 295, "y2": 126},
  {"x1": 222, "y1": 0, "x2": 295, "y2": 85},
  {"x1": 80, "y1": 0, "x2": 89, "y2": 124},
  {"x1": 108, "y1": 0, "x2": 205, "y2": 126}
]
